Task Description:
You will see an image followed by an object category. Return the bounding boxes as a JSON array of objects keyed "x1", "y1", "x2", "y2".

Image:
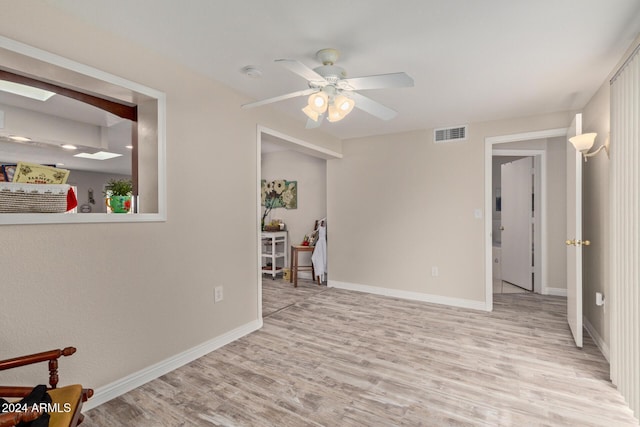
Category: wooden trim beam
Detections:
[{"x1": 0, "y1": 69, "x2": 137, "y2": 121}]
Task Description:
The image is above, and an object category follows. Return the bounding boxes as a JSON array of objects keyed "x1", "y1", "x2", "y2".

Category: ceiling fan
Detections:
[{"x1": 241, "y1": 48, "x2": 414, "y2": 128}]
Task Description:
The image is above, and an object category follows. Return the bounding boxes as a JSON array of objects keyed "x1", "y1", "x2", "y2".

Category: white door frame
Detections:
[
  {"x1": 255, "y1": 125, "x2": 342, "y2": 322},
  {"x1": 484, "y1": 128, "x2": 567, "y2": 311}
]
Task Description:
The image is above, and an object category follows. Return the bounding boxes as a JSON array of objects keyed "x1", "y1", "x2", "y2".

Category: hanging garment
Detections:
[{"x1": 311, "y1": 224, "x2": 327, "y2": 282}]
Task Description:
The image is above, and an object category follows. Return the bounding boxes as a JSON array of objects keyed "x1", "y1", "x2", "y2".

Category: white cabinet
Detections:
[{"x1": 261, "y1": 231, "x2": 288, "y2": 279}]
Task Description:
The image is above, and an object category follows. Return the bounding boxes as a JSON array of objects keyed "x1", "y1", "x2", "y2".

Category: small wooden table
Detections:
[{"x1": 290, "y1": 245, "x2": 320, "y2": 287}]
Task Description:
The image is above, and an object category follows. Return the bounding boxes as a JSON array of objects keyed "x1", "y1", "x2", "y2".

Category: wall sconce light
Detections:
[{"x1": 569, "y1": 132, "x2": 609, "y2": 162}]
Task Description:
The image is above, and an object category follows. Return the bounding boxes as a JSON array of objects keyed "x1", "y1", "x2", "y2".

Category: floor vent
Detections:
[{"x1": 434, "y1": 125, "x2": 467, "y2": 143}]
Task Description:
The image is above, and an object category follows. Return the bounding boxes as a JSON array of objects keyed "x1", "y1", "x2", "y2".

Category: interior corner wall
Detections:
[
  {"x1": 0, "y1": 1, "x2": 341, "y2": 396},
  {"x1": 327, "y1": 112, "x2": 573, "y2": 305},
  {"x1": 581, "y1": 80, "x2": 611, "y2": 352},
  {"x1": 545, "y1": 136, "x2": 568, "y2": 291},
  {"x1": 261, "y1": 150, "x2": 326, "y2": 272}
]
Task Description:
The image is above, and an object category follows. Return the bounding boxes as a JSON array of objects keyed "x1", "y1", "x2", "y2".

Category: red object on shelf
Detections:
[{"x1": 67, "y1": 187, "x2": 78, "y2": 211}]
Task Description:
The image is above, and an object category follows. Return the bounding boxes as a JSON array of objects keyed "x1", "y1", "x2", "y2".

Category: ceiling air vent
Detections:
[{"x1": 434, "y1": 125, "x2": 467, "y2": 143}]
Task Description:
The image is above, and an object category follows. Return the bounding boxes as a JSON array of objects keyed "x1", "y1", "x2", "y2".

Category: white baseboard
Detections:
[
  {"x1": 328, "y1": 280, "x2": 488, "y2": 311},
  {"x1": 85, "y1": 319, "x2": 262, "y2": 410},
  {"x1": 544, "y1": 287, "x2": 567, "y2": 297},
  {"x1": 583, "y1": 316, "x2": 610, "y2": 362}
]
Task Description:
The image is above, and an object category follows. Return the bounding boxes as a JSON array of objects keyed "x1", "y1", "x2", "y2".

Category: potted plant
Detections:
[{"x1": 104, "y1": 178, "x2": 133, "y2": 213}]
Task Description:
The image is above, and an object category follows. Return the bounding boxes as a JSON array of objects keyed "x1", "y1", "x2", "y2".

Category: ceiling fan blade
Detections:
[
  {"x1": 305, "y1": 114, "x2": 324, "y2": 129},
  {"x1": 349, "y1": 91, "x2": 398, "y2": 120},
  {"x1": 241, "y1": 88, "x2": 317, "y2": 109},
  {"x1": 341, "y1": 72, "x2": 414, "y2": 91},
  {"x1": 275, "y1": 59, "x2": 326, "y2": 83}
]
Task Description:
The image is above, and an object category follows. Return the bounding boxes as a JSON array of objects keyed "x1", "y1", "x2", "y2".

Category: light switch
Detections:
[{"x1": 474, "y1": 208, "x2": 483, "y2": 219}]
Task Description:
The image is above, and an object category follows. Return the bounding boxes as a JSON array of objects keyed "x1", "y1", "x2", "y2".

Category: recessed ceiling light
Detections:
[
  {"x1": 125, "y1": 145, "x2": 133, "y2": 149},
  {"x1": 9, "y1": 135, "x2": 31, "y2": 142},
  {"x1": 56, "y1": 163, "x2": 65, "y2": 167},
  {"x1": 74, "y1": 151, "x2": 123, "y2": 160},
  {"x1": 61, "y1": 144, "x2": 77, "y2": 150},
  {"x1": 0, "y1": 80, "x2": 55, "y2": 101}
]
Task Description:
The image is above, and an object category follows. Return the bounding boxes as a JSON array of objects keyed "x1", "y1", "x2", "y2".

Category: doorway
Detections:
[
  {"x1": 256, "y1": 126, "x2": 341, "y2": 321},
  {"x1": 484, "y1": 128, "x2": 568, "y2": 311}
]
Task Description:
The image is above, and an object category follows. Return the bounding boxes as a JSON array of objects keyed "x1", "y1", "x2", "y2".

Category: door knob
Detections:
[
  {"x1": 566, "y1": 239, "x2": 590, "y2": 246},
  {"x1": 500, "y1": 226, "x2": 505, "y2": 231}
]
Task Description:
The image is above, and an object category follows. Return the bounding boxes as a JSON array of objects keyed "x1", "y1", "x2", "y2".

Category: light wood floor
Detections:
[
  {"x1": 493, "y1": 279, "x2": 530, "y2": 294},
  {"x1": 84, "y1": 279, "x2": 638, "y2": 426},
  {"x1": 262, "y1": 276, "x2": 327, "y2": 317}
]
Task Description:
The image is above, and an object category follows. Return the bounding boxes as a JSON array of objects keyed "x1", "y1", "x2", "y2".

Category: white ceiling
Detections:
[{"x1": 46, "y1": 0, "x2": 640, "y2": 140}]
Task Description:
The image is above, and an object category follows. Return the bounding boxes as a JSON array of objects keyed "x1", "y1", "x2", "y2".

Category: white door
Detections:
[
  {"x1": 566, "y1": 114, "x2": 583, "y2": 348},
  {"x1": 501, "y1": 157, "x2": 533, "y2": 291}
]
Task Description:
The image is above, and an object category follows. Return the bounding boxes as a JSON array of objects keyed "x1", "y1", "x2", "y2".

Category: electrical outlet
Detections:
[
  {"x1": 431, "y1": 266, "x2": 439, "y2": 277},
  {"x1": 214, "y1": 286, "x2": 224, "y2": 303}
]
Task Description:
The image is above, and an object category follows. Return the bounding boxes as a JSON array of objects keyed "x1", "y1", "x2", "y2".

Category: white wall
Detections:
[
  {"x1": 328, "y1": 113, "x2": 573, "y2": 306},
  {"x1": 581, "y1": 79, "x2": 611, "y2": 351},
  {"x1": 0, "y1": 0, "x2": 341, "y2": 395},
  {"x1": 262, "y1": 150, "x2": 326, "y2": 274},
  {"x1": 545, "y1": 137, "x2": 568, "y2": 290}
]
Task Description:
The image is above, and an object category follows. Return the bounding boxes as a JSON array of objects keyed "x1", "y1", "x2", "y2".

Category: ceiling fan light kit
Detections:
[
  {"x1": 327, "y1": 104, "x2": 343, "y2": 123},
  {"x1": 302, "y1": 105, "x2": 319, "y2": 121},
  {"x1": 335, "y1": 94, "x2": 355, "y2": 115},
  {"x1": 241, "y1": 48, "x2": 414, "y2": 127},
  {"x1": 308, "y1": 91, "x2": 329, "y2": 113},
  {"x1": 304, "y1": 87, "x2": 355, "y2": 123}
]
